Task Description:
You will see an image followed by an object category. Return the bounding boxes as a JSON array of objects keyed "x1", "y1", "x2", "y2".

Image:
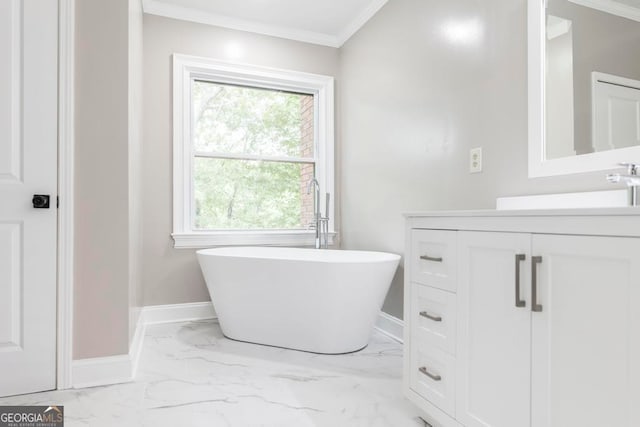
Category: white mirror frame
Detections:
[{"x1": 528, "y1": 0, "x2": 640, "y2": 177}]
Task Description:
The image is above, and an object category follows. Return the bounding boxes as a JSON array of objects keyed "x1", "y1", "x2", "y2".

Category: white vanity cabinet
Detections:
[{"x1": 403, "y1": 210, "x2": 640, "y2": 427}]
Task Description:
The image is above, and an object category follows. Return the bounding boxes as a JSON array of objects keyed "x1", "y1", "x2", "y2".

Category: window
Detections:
[
  {"x1": 192, "y1": 81, "x2": 316, "y2": 230},
  {"x1": 172, "y1": 55, "x2": 335, "y2": 248}
]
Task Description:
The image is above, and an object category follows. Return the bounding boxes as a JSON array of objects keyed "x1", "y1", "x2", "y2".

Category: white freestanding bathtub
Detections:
[{"x1": 197, "y1": 247, "x2": 400, "y2": 354}]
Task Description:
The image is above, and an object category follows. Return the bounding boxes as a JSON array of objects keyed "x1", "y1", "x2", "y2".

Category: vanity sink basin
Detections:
[{"x1": 496, "y1": 189, "x2": 628, "y2": 210}]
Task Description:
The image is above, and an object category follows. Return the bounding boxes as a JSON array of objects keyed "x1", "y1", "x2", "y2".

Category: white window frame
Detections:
[{"x1": 172, "y1": 54, "x2": 335, "y2": 248}]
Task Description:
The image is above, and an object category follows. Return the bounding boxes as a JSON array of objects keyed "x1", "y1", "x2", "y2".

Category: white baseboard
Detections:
[
  {"x1": 73, "y1": 303, "x2": 398, "y2": 389},
  {"x1": 374, "y1": 311, "x2": 404, "y2": 343},
  {"x1": 72, "y1": 312, "x2": 146, "y2": 389},
  {"x1": 72, "y1": 355, "x2": 133, "y2": 389},
  {"x1": 129, "y1": 312, "x2": 146, "y2": 379},
  {"x1": 72, "y1": 302, "x2": 215, "y2": 389},
  {"x1": 142, "y1": 301, "x2": 216, "y2": 325}
]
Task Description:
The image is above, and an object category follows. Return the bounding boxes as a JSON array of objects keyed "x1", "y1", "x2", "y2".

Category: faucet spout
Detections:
[
  {"x1": 306, "y1": 178, "x2": 319, "y2": 195},
  {"x1": 607, "y1": 173, "x2": 640, "y2": 186},
  {"x1": 607, "y1": 162, "x2": 640, "y2": 206}
]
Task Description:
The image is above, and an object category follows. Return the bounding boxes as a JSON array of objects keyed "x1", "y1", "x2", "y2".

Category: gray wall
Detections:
[
  {"x1": 546, "y1": 22, "x2": 575, "y2": 159},
  {"x1": 128, "y1": 0, "x2": 144, "y2": 344},
  {"x1": 340, "y1": 0, "x2": 616, "y2": 318},
  {"x1": 141, "y1": 15, "x2": 341, "y2": 306},
  {"x1": 74, "y1": 0, "x2": 143, "y2": 359},
  {"x1": 75, "y1": 0, "x2": 131, "y2": 358}
]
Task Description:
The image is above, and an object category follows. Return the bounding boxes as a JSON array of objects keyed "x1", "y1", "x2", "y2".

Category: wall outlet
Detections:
[{"x1": 470, "y1": 147, "x2": 482, "y2": 173}]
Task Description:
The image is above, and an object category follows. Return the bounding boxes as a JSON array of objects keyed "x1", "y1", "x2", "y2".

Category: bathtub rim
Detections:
[{"x1": 197, "y1": 246, "x2": 401, "y2": 264}]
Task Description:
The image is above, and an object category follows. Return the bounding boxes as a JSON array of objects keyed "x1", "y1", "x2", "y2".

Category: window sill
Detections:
[{"x1": 171, "y1": 230, "x2": 337, "y2": 249}]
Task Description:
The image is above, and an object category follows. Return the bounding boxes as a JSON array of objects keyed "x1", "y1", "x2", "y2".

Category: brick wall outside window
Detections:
[{"x1": 300, "y1": 95, "x2": 315, "y2": 228}]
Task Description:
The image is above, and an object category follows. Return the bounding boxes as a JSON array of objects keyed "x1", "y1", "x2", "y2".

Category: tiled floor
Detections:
[{"x1": 0, "y1": 320, "x2": 424, "y2": 426}]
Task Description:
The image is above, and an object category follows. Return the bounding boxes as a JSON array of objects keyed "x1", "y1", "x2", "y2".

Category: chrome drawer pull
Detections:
[
  {"x1": 419, "y1": 311, "x2": 442, "y2": 322},
  {"x1": 420, "y1": 255, "x2": 443, "y2": 262},
  {"x1": 515, "y1": 254, "x2": 526, "y2": 308},
  {"x1": 532, "y1": 256, "x2": 543, "y2": 312},
  {"x1": 418, "y1": 366, "x2": 442, "y2": 381}
]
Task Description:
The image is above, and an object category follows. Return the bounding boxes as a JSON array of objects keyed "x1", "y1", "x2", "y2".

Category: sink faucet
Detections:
[
  {"x1": 306, "y1": 178, "x2": 330, "y2": 249},
  {"x1": 607, "y1": 162, "x2": 640, "y2": 206}
]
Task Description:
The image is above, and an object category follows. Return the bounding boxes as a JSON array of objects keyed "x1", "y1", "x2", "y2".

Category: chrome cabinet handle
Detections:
[
  {"x1": 531, "y1": 256, "x2": 543, "y2": 312},
  {"x1": 418, "y1": 366, "x2": 442, "y2": 381},
  {"x1": 515, "y1": 254, "x2": 526, "y2": 308},
  {"x1": 420, "y1": 255, "x2": 443, "y2": 262},
  {"x1": 419, "y1": 311, "x2": 443, "y2": 322}
]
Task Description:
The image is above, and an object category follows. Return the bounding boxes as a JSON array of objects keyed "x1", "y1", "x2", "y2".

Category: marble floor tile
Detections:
[{"x1": 0, "y1": 320, "x2": 424, "y2": 427}]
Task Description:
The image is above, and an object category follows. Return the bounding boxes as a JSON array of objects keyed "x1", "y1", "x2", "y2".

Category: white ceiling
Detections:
[
  {"x1": 615, "y1": 0, "x2": 640, "y2": 8},
  {"x1": 569, "y1": 0, "x2": 640, "y2": 22},
  {"x1": 142, "y1": 0, "x2": 388, "y2": 47}
]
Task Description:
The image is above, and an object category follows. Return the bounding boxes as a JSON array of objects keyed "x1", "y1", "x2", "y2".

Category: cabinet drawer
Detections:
[
  {"x1": 411, "y1": 283, "x2": 457, "y2": 355},
  {"x1": 411, "y1": 229, "x2": 457, "y2": 291},
  {"x1": 410, "y1": 342, "x2": 456, "y2": 417}
]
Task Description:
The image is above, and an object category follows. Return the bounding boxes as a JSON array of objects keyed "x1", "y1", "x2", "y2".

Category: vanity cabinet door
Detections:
[
  {"x1": 531, "y1": 235, "x2": 640, "y2": 427},
  {"x1": 457, "y1": 231, "x2": 532, "y2": 427}
]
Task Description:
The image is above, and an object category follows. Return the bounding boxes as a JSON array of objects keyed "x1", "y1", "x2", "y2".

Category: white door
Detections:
[
  {"x1": 531, "y1": 235, "x2": 640, "y2": 427},
  {"x1": 0, "y1": 0, "x2": 58, "y2": 396},
  {"x1": 592, "y1": 72, "x2": 640, "y2": 152},
  {"x1": 457, "y1": 231, "x2": 531, "y2": 427}
]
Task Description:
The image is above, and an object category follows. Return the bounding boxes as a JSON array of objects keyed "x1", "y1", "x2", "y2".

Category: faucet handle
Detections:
[
  {"x1": 618, "y1": 162, "x2": 640, "y2": 175},
  {"x1": 324, "y1": 193, "x2": 330, "y2": 219}
]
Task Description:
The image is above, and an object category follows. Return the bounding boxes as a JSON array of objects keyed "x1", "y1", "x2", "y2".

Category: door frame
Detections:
[{"x1": 57, "y1": 0, "x2": 75, "y2": 390}]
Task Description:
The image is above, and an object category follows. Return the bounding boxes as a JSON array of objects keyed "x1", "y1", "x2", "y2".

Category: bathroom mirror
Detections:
[{"x1": 528, "y1": 0, "x2": 640, "y2": 177}]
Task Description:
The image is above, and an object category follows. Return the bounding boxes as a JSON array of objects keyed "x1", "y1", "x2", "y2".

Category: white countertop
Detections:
[
  {"x1": 404, "y1": 206, "x2": 640, "y2": 218},
  {"x1": 403, "y1": 207, "x2": 640, "y2": 237}
]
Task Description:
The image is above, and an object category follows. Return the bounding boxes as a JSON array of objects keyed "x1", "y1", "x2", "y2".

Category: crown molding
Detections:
[
  {"x1": 142, "y1": 0, "x2": 339, "y2": 47},
  {"x1": 142, "y1": 0, "x2": 387, "y2": 48},
  {"x1": 337, "y1": 0, "x2": 388, "y2": 46}
]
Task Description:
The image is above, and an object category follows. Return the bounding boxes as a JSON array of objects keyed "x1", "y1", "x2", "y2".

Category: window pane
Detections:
[
  {"x1": 194, "y1": 157, "x2": 316, "y2": 230},
  {"x1": 192, "y1": 80, "x2": 315, "y2": 158}
]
